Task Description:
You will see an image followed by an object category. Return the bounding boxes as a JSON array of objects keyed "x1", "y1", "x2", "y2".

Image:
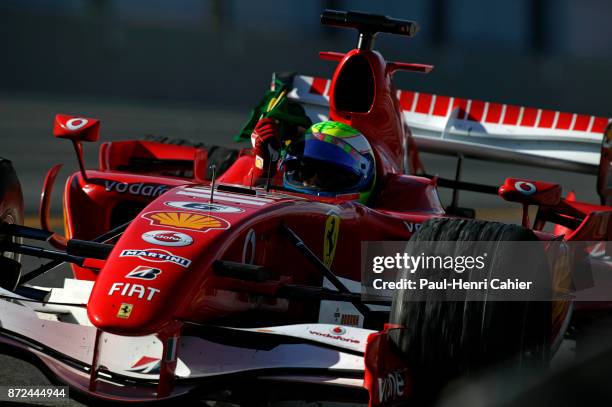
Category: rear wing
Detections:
[
  {"x1": 285, "y1": 74, "x2": 612, "y2": 204},
  {"x1": 287, "y1": 74, "x2": 608, "y2": 173}
]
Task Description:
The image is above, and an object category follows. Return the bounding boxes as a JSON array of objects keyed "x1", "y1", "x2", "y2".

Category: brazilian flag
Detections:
[{"x1": 235, "y1": 77, "x2": 312, "y2": 142}]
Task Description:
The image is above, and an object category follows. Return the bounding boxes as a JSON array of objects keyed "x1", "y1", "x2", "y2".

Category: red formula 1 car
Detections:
[{"x1": 0, "y1": 10, "x2": 611, "y2": 406}]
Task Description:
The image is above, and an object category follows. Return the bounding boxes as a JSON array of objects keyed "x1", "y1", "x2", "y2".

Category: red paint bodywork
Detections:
[
  {"x1": 328, "y1": 49, "x2": 407, "y2": 175},
  {"x1": 83, "y1": 179, "x2": 441, "y2": 335},
  {"x1": 364, "y1": 325, "x2": 412, "y2": 406}
]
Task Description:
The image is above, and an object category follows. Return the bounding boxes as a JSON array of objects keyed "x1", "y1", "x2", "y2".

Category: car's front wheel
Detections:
[
  {"x1": 388, "y1": 218, "x2": 553, "y2": 399},
  {"x1": 0, "y1": 158, "x2": 23, "y2": 290}
]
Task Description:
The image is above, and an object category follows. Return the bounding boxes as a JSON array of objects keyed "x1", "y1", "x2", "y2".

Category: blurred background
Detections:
[{"x1": 1, "y1": 0, "x2": 611, "y2": 221}]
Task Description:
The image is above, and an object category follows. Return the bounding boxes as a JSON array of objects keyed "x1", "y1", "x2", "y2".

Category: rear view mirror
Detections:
[
  {"x1": 53, "y1": 114, "x2": 100, "y2": 142},
  {"x1": 52, "y1": 114, "x2": 100, "y2": 182},
  {"x1": 499, "y1": 178, "x2": 562, "y2": 207}
]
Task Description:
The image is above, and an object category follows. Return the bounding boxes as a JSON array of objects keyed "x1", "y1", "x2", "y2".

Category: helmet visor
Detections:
[
  {"x1": 284, "y1": 157, "x2": 363, "y2": 192},
  {"x1": 283, "y1": 137, "x2": 372, "y2": 193}
]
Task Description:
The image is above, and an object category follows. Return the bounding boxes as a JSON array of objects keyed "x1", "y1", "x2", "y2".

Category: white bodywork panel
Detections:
[{"x1": 0, "y1": 279, "x2": 372, "y2": 386}]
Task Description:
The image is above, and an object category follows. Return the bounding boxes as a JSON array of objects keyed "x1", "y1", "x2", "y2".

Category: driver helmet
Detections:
[{"x1": 281, "y1": 121, "x2": 376, "y2": 204}]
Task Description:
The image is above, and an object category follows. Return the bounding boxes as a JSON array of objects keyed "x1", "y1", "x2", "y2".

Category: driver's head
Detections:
[{"x1": 281, "y1": 121, "x2": 375, "y2": 204}]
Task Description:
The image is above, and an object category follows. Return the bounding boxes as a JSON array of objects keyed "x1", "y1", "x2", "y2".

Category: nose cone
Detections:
[
  {"x1": 87, "y1": 184, "x2": 294, "y2": 334},
  {"x1": 87, "y1": 251, "x2": 191, "y2": 335},
  {"x1": 88, "y1": 283, "x2": 163, "y2": 335}
]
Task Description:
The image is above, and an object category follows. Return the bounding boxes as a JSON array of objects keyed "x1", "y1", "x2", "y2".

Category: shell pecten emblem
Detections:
[{"x1": 142, "y1": 211, "x2": 230, "y2": 233}]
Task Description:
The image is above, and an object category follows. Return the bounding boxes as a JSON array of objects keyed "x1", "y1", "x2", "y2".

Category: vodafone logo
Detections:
[
  {"x1": 105, "y1": 181, "x2": 169, "y2": 197},
  {"x1": 331, "y1": 326, "x2": 346, "y2": 335},
  {"x1": 142, "y1": 230, "x2": 193, "y2": 247},
  {"x1": 65, "y1": 118, "x2": 89, "y2": 131},
  {"x1": 515, "y1": 181, "x2": 536, "y2": 196},
  {"x1": 308, "y1": 326, "x2": 359, "y2": 344},
  {"x1": 378, "y1": 371, "x2": 406, "y2": 404}
]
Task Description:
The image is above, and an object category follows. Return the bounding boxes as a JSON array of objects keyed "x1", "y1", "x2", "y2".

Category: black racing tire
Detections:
[
  {"x1": 142, "y1": 136, "x2": 240, "y2": 180},
  {"x1": 389, "y1": 218, "x2": 552, "y2": 398},
  {"x1": 0, "y1": 158, "x2": 23, "y2": 290}
]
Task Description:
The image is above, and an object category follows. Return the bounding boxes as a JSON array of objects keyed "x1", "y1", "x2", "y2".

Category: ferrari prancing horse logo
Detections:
[
  {"x1": 323, "y1": 214, "x2": 340, "y2": 268},
  {"x1": 117, "y1": 303, "x2": 133, "y2": 319}
]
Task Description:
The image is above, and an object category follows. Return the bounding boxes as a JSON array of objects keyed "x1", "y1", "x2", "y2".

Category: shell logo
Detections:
[{"x1": 142, "y1": 211, "x2": 229, "y2": 232}]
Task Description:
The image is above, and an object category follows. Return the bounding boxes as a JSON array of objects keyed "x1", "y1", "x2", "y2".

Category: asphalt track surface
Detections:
[{"x1": 0, "y1": 93, "x2": 601, "y2": 406}]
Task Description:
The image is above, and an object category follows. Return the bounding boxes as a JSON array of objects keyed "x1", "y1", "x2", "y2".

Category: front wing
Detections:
[{"x1": 0, "y1": 279, "x2": 375, "y2": 403}]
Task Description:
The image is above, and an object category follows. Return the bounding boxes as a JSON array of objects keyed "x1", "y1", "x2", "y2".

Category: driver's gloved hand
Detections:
[{"x1": 251, "y1": 118, "x2": 280, "y2": 170}]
